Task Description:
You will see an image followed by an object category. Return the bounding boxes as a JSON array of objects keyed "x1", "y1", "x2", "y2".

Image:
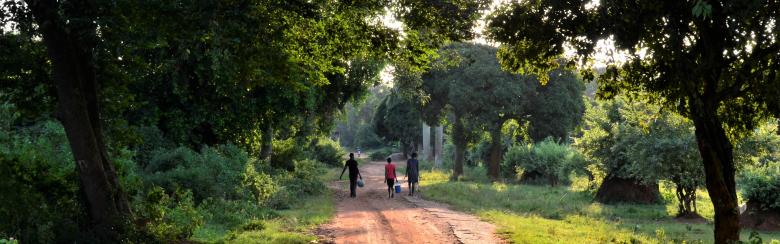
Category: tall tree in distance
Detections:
[
  {"x1": 420, "y1": 43, "x2": 584, "y2": 179},
  {"x1": 488, "y1": 0, "x2": 780, "y2": 241},
  {"x1": 373, "y1": 92, "x2": 422, "y2": 157}
]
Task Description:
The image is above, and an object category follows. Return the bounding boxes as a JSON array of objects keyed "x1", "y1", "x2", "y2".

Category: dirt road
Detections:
[{"x1": 317, "y1": 160, "x2": 503, "y2": 244}]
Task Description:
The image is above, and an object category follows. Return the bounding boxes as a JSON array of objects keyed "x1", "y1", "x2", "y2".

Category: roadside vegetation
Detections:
[
  {"x1": 3, "y1": 0, "x2": 780, "y2": 242},
  {"x1": 420, "y1": 168, "x2": 780, "y2": 243}
]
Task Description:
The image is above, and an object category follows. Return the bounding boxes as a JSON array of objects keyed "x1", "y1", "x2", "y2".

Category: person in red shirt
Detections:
[{"x1": 384, "y1": 157, "x2": 397, "y2": 198}]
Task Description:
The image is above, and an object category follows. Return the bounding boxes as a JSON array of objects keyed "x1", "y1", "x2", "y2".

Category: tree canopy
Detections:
[
  {"x1": 487, "y1": 0, "x2": 780, "y2": 241},
  {"x1": 0, "y1": 0, "x2": 490, "y2": 240},
  {"x1": 419, "y1": 42, "x2": 585, "y2": 179}
]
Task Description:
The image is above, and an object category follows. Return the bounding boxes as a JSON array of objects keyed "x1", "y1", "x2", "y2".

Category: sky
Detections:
[{"x1": 379, "y1": 0, "x2": 626, "y2": 84}]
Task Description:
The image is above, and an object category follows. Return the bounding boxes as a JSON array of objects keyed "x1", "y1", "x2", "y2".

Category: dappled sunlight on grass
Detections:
[
  {"x1": 419, "y1": 169, "x2": 780, "y2": 243},
  {"x1": 480, "y1": 210, "x2": 654, "y2": 244}
]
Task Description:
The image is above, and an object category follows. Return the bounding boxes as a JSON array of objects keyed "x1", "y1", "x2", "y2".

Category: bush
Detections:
[
  {"x1": 0, "y1": 118, "x2": 81, "y2": 243},
  {"x1": 242, "y1": 162, "x2": 277, "y2": 203},
  {"x1": 133, "y1": 126, "x2": 175, "y2": 168},
  {"x1": 739, "y1": 165, "x2": 780, "y2": 210},
  {"x1": 197, "y1": 199, "x2": 279, "y2": 231},
  {"x1": 268, "y1": 159, "x2": 325, "y2": 209},
  {"x1": 141, "y1": 144, "x2": 270, "y2": 203},
  {"x1": 310, "y1": 137, "x2": 344, "y2": 166},
  {"x1": 271, "y1": 138, "x2": 304, "y2": 170},
  {"x1": 502, "y1": 138, "x2": 585, "y2": 185},
  {"x1": 134, "y1": 187, "x2": 204, "y2": 242}
]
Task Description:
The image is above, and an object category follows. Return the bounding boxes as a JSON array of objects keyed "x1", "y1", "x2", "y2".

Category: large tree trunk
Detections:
[
  {"x1": 690, "y1": 98, "x2": 740, "y2": 243},
  {"x1": 487, "y1": 126, "x2": 502, "y2": 180},
  {"x1": 260, "y1": 123, "x2": 273, "y2": 161},
  {"x1": 27, "y1": 0, "x2": 131, "y2": 241},
  {"x1": 452, "y1": 117, "x2": 466, "y2": 179}
]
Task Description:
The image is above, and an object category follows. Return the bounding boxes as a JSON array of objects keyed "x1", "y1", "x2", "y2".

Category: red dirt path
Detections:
[{"x1": 316, "y1": 160, "x2": 504, "y2": 244}]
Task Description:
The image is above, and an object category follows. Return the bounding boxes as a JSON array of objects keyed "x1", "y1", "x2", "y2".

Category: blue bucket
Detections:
[{"x1": 394, "y1": 184, "x2": 401, "y2": 193}]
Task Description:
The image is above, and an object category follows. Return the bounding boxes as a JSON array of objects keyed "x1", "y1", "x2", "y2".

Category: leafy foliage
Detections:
[
  {"x1": 142, "y1": 145, "x2": 269, "y2": 203},
  {"x1": 739, "y1": 166, "x2": 780, "y2": 211},
  {"x1": 309, "y1": 136, "x2": 345, "y2": 167},
  {"x1": 134, "y1": 187, "x2": 204, "y2": 242},
  {"x1": 502, "y1": 138, "x2": 586, "y2": 185},
  {"x1": 417, "y1": 43, "x2": 585, "y2": 178},
  {"x1": 575, "y1": 97, "x2": 705, "y2": 212},
  {"x1": 270, "y1": 138, "x2": 305, "y2": 171},
  {"x1": 737, "y1": 122, "x2": 780, "y2": 210},
  {"x1": 735, "y1": 121, "x2": 780, "y2": 168},
  {"x1": 373, "y1": 92, "x2": 422, "y2": 155},
  {"x1": 335, "y1": 86, "x2": 389, "y2": 149},
  {"x1": 487, "y1": 0, "x2": 780, "y2": 239},
  {"x1": 0, "y1": 104, "x2": 80, "y2": 243}
]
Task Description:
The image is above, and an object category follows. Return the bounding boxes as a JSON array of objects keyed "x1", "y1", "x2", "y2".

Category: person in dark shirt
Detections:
[
  {"x1": 406, "y1": 152, "x2": 420, "y2": 196},
  {"x1": 339, "y1": 153, "x2": 362, "y2": 198}
]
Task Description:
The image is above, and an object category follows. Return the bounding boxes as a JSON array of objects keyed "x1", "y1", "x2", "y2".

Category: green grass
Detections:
[
  {"x1": 191, "y1": 191, "x2": 335, "y2": 244},
  {"x1": 419, "y1": 167, "x2": 780, "y2": 243},
  {"x1": 191, "y1": 166, "x2": 340, "y2": 244}
]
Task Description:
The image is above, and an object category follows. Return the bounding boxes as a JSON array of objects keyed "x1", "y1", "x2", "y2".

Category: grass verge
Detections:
[
  {"x1": 191, "y1": 190, "x2": 335, "y2": 244},
  {"x1": 419, "y1": 167, "x2": 780, "y2": 243}
]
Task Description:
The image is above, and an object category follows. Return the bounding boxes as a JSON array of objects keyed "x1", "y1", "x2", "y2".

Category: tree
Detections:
[
  {"x1": 575, "y1": 98, "x2": 663, "y2": 204},
  {"x1": 623, "y1": 101, "x2": 705, "y2": 217},
  {"x1": 488, "y1": 1, "x2": 780, "y2": 241},
  {"x1": 421, "y1": 43, "x2": 527, "y2": 179},
  {"x1": 13, "y1": 0, "x2": 132, "y2": 240},
  {"x1": 373, "y1": 92, "x2": 422, "y2": 157},
  {"x1": 576, "y1": 97, "x2": 706, "y2": 215},
  {"x1": 420, "y1": 43, "x2": 584, "y2": 179},
  {"x1": 3, "y1": 0, "x2": 490, "y2": 239},
  {"x1": 335, "y1": 85, "x2": 389, "y2": 149},
  {"x1": 524, "y1": 69, "x2": 586, "y2": 142}
]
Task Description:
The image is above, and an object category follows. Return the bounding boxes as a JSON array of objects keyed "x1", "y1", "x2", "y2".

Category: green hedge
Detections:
[
  {"x1": 740, "y1": 166, "x2": 780, "y2": 210},
  {"x1": 502, "y1": 138, "x2": 585, "y2": 185}
]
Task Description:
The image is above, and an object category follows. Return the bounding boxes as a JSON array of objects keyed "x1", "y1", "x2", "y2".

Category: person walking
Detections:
[
  {"x1": 339, "y1": 153, "x2": 362, "y2": 198},
  {"x1": 384, "y1": 157, "x2": 397, "y2": 198},
  {"x1": 406, "y1": 152, "x2": 420, "y2": 196}
]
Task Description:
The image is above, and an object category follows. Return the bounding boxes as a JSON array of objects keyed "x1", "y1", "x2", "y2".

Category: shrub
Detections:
[
  {"x1": 198, "y1": 198, "x2": 279, "y2": 231},
  {"x1": 0, "y1": 103, "x2": 81, "y2": 243},
  {"x1": 270, "y1": 138, "x2": 304, "y2": 170},
  {"x1": 134, "y1": 187, "x2": 204, "y2": 242},
  {"x1": 268, "y1": 159, "x2": 325, "y2": 209},
  {"x1": 242, "y1": 162, "x2": 277, "y2": 203},
  {"x1": 0, "y1": 238, "x2": 18, "y2": 244},
  {"x1": 0, "y1": 122, "x2": 81, "y2": 243},
  {"x1": 502, "y1": 138, "x2": 585, "y2": 185},
  {"x1": 141, "y1": 144, "x2": 266, "y2": 203},
  {"x1": 739, "y1": 165, "x2": 780, "y2": 210},
  {"x1": 310, "y1": 137, "x2": 344, "y2": 166},
  {"x1": 133, "y1": 126, "x2": 174, "y2": 168}
]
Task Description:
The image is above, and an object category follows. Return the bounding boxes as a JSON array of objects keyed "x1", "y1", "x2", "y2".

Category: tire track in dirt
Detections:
[{"x1": 317, "y1": 160, "x2": 504, "y2": 244}]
